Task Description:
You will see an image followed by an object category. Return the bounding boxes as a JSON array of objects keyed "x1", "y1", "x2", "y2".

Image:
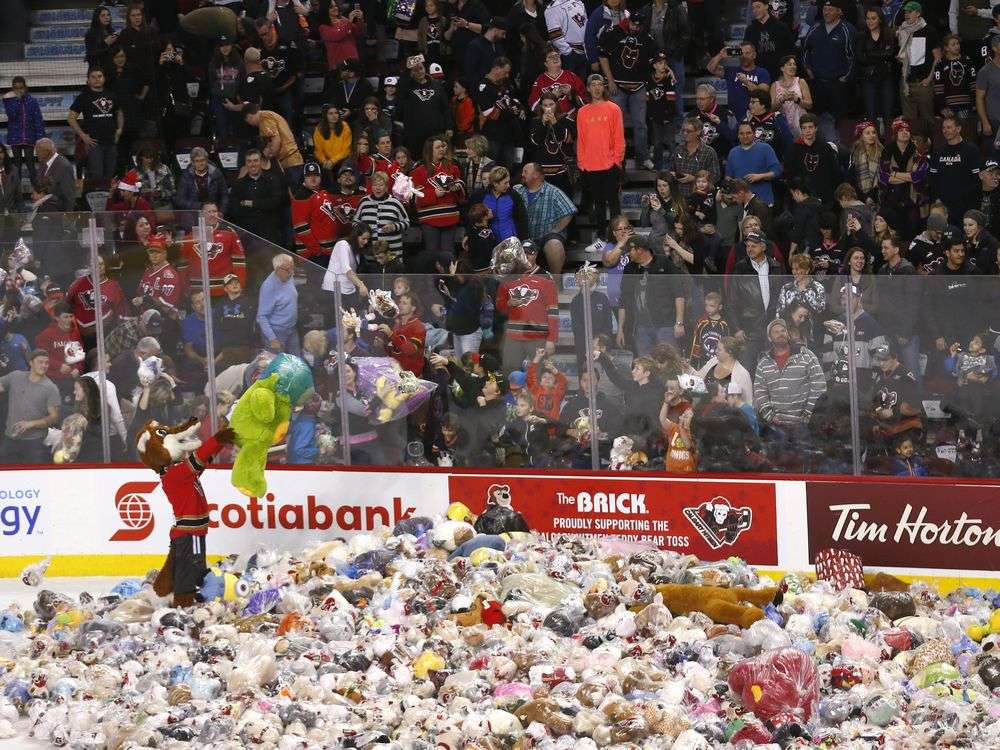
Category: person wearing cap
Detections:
[
  {"x1": 381, "y1": 76, "x2": 400, "y2": 121},
  {"x1": 326, "y1": 163, "x2": 367, "y2": 239},
  {"x1": 598, "y1": 10, "x2": 657, "y2": 171},
  {"x1": 752, "y1": 318, "x2": 826, "y2": 463},
  {"x1": 977, "y1": 157, "x2": 1000, "y2": 236},
  {"x1": 976, "y1": 22, "x2": 1000, "y2": 138},
  {"x1": 878, "y1": 117, "x2": 927, "y2": 239},
  {"x1": 895, "y1": 1, "x2": 940, "y2": 137},
  {"x1": 871, "y1": 342, "x2": 923, "y2": 446},
  {"x1": 105, "y1": 169, "x2": 153, "y2": 217},
  {"x1": 254, "y1": 17, "x2": 303, "y2": 127},
  {"x1": 708, "y1": 40, "x2": 770, "y2": 124},
  {"x1": 325, "y1": 58, "x2": 376, "y2": 124},
  {"x1": 0, "y1": 348, "x2": 60, "y2": 464},
  {"x1": 819, "y1": 282, "x2": 888, "y2": 398},
  {"x1": 318, "y1": 1, "x2": 364, "y2": 70},
  {"x1": 465, "y1": 19, "x2": 508, "y2": 87},
  {"x1": 963, "y1": 207, "x2": 999, "y2": 272},
  {"x1": 909, "y1": 209, "x2": 953, "y2": 271},
  {"x1": 577, "y1": 74, "x2": 625, "y2": 242},
  {"x1": 397, "y1": 56, "x2": 451, "y2": 159},
  {"x1": 802, "y1": 0, "x2": 857, "y2": 143},
  {"x1": 291, "y1": 162, "x2": 338, "y2": 262},
  {"x1": 645, "y1": 53, "x2": 678, "y2": 168},
  {"x1": 728, "y1": 230, "x2": 781, "y2": 368},
  {"x1": 616, "y1": 233, "x2": 691, "y2": 353},
  {"x1": 642, "y1": 0, "x2": 690, "y2": 119},
  {"x1": 178, "y1": 201, "x2": 247, "y2": 298},
  {"x1": 212, "y1": 273, "x2": 256, "y2": 369},
  {"x1": 34, "y1": 302, "x2": 84, "y2": 402},
  {"x1": 930, "y1": 114, "x2": 982, "y2": 225},
  {"x1": 133, "y1": 233, "x2": 183, "y2": 320}
]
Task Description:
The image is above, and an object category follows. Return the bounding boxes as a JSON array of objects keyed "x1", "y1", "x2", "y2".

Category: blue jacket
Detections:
[
  {"x1": 3, "y1": 94, "x2": 45, "y2": 146},
  {"x1": 802, "y1": 19, "x2": 856, "y2": 81},
  {"x1": 725, "y1": 141, "x2": 783, "y2": 205},
  {"x1": 174, "y1": 163, "x2": 230, "y2": 216},
  {"x1": 256, "y1": 271, "x2": 298, "y2": 342},
  {"x1": 287, "y1": 413, "x2": 318, "y2": 464},
  {"x1": 479, "y1": 188, "x2": 528, "y2": 242},
  {"x1": 584, "y1": 5, "x2": 625, "y2": 65}
]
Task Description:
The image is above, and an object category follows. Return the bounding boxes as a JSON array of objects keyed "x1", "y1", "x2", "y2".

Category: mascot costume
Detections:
[{"x1": 136, "y1": 418, "x2": 235, "y2": 606}]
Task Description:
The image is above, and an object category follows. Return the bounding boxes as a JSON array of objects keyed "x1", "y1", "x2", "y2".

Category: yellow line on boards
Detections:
[{"x1": 0, "y1": 555, "x2": 227, "y2": 579}]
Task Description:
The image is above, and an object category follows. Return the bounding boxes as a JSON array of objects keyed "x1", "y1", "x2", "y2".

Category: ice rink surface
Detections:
[{"x1": 0, "y1": 577, "x2": 122, "y2": 750}]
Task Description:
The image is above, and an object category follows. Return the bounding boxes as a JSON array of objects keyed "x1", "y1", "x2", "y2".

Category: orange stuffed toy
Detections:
[{"x1": 654, "y1": 583, "x2": 778, "y2": 629}]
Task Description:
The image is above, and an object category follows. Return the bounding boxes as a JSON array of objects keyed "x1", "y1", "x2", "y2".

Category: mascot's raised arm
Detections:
[{"x1": 136, "y1": 417, "x2": 235, "y2": 607}]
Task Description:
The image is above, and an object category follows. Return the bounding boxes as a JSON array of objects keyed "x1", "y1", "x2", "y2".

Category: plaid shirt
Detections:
[
  {"x1": 514, "y1": 181, "x2": 577, "y2": 241},
  {"x1": 672, "y1": 143, "x2": 720, "y2": 197},
  {"x1": 104, "y1": 318, "x2": 142, "y2": 362}
]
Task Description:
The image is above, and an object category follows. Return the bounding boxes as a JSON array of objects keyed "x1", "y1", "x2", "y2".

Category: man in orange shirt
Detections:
[
  {"x1": 576, "y1": 74, "x2": 624, "y2": 244},
  {"x1": 244, "y1": 103, "x2": 304, "y2": 184}
]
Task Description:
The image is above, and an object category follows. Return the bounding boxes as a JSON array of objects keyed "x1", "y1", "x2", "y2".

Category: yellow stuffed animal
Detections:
[
  {"x1": 374, "y1": 375, "x2": 411, "y2": 423},
  {"x1": 968, "y1": 609, "x2": 1000, "y2": 642}
]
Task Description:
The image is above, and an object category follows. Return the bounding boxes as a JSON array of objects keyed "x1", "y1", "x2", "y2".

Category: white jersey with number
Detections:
[{"x1": 545, "y1": 0, "x2": 587, "y2": 55}]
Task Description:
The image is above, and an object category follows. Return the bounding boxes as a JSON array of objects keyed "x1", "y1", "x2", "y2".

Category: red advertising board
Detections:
[
  {"x1": 807, "y1": 481, "x2": 1000, "y2": 570},
  {"x1": 448, "y1": 474, "x2": 779, "y2": 565}
]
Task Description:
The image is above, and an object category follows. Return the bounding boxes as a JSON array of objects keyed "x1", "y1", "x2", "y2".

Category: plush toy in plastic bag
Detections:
[
  {"x1": 200, "y1": 567, "x2": 250, "y2": 602},
  {"x1": 491, "y1": 237, "x2": 531, "y2": 275},
  {"x1": 391, "y1": 172, "x2": 424, "y2": 202},
  {"x1": 229, "y1": 353, "x2": 314, "y2": 497},
  {"x1": 473, "y1": 483, "x2": 530, "y2": 534},
  {"x1": 727, "y1": 647, "x2": 820, "y2": 725},
  {"x1": 354, "y1": 357, "x2": 435, "y2": 423},
  {"x1": 6, "y1": 238, "x2": 33, "y2": 273}
]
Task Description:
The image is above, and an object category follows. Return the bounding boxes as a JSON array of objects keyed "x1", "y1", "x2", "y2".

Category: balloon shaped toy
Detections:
[{"x1": 229, "y1": 353, "x2": 314, "y2": 497}]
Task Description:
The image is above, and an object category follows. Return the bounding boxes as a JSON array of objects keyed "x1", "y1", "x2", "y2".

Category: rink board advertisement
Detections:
[
  {"x1": 448, "y1": 474, "x2": 780, "y2": 566},
  {"x1": 3, "y1": 466, "x2": 1000, "y2": 583},
  {"x1": 806, "y1": 481, "x2": 1000, "y2": 570}
]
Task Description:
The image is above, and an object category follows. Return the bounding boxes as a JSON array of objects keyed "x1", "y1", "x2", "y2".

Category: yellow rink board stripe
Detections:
[
  {"x1": 1, "y1": 556, "x2": 999, "y2": 595},
  {"x1": 0, "y1": 555, "x2": 227, "y2": 579}
]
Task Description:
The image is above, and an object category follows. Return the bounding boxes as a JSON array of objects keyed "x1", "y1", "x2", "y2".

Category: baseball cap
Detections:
[
  {"x1": 926, "y1": 213, "x2": 948, "y2": 232},
  {"x1": 338, "y1": 163, "x2": 357, "y2": 176},
  {"x1": 587, "y1": 73, "x2": 605, "y2": 86},
  {"x1": 652, "y1": 52, "x2": 668, "y2": 63},
  {"x1": 508, "y1": 370, "x2": 526, "y2": 387},
  {"x1": 222, "y1": 273, "x2": 241, "y2": 286},
  {"x1": 383, "y1": 76, "x2": 399, "y2": 87},
  {"x1": 745, "y1": 231, "x2": 767, "y2": 244},
  {"x1": 766, "y1": 318, "x2": 788, "y2": 337},
  {"x1": 140, "y1": 309, "x2": 163, "y2": 334},
  {"x1": 903, "y1": 1, "x2": 922, "y2": 11},
  {"x1": 304, "y1": 161, "x2": 321, "y2": 177},
  {"x1": 872, "y1": 343, "x2": 897, "y2": 362},
  {"x1": 429, "y1": 62, "x2": 444, "y2": 79},
  {"x1": 28, "y1": 348, "x2": 48, "y2": 362},
  {"x1": 217, "y1": 35, "x2": 232, "y2": 44},
  {"x1": 985, "y1": 159, "x2": 999, "y2": 172}
]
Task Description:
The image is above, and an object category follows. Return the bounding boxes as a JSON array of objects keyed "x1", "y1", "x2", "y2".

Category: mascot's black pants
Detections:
[{"x1": 171, "y1": 534, "x2": 209, "y2": 596}]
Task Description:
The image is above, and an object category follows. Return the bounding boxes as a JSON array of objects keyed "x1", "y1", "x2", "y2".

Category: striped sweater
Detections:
[
  {"x1": 753, "y1": 345, "x2": 827, "y2": 426},
  {"x1": 411, "y1": 161, "x2": 465, "y2": 227},
  {"x1": 356, "y1": 193, "x2": 411, "y2": 254}
]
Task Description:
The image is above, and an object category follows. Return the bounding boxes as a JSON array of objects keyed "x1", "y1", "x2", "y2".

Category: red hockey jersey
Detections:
[
  {"x1": 528, "y1": 70, "x2": 586, "y2": 117},
  {"x1": 386, "y1": 316, "x2": 426, "y2": 375},
  {"x1": 136, "y1": 263, "x2": 184, "y2": 312},
  {"x1": 163, "y1": 435, "x2": 225, "y2": 539},
  {"x1": 65, "y1": 275, "x2": 130, "y2": 332},
  {"x1": 327, "y1": 189, "x2": 366, "y2": 238},
  {"x1": 412, "y1": 161, "x2": 465, "y2": 227},
  {"x1": 291, "y1": 187, "x2": 339, "y2": 259},
  {"x1": 496, "y1": 271, "x2": 559, "y2": 343},
  {"x1": 372, "y1": 152, "x2": 400, "y2": 183},
  {"x1": 35, "y1": 319, "x2": 84, "y2": 380},
  {"x1": 178, "y1": 227, "x2": 247, "y2": 297}
]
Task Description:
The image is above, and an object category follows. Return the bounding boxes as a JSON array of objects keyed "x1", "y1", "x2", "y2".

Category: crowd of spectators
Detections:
[{"x1": 1, "y1": 0, "x2": 1000, "y2": 476}]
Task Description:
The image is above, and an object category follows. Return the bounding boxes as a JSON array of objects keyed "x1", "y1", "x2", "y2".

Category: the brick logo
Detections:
[{"x1": 109, "y1": 482, "x2": 158, "y2": 541}]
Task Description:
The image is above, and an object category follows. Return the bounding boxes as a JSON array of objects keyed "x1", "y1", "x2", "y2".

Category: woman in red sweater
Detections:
[
  {"x1": 410, "y1": 137, "x2": 466, "y2": 255},
  {"x1": 317, "y1": 4, "x2": 364, "y2": 70}
]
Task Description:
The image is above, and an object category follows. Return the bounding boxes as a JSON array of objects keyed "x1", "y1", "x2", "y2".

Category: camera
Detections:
[{"x1": 726, "y1": 43, "x2": 742, "y2": 57}]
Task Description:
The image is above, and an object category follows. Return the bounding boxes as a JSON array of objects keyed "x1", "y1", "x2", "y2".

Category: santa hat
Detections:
[{"x1": 117, "y1": 170, "x2": 142, "y2": 193}]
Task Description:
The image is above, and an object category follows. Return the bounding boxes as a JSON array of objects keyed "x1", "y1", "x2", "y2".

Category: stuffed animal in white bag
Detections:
[{"x1": 392, "y1": 172, "x2": 424, "y2": 203}]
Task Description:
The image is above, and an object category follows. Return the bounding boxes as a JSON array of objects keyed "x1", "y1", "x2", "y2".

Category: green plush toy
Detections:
[{"x1": 229, "y1": 353, "x2": 314, "y2": 497}]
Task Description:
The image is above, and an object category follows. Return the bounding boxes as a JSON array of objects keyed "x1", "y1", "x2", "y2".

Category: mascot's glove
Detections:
[{"x1": 214, "y1": 427, "x2": 237, "y2": 445}]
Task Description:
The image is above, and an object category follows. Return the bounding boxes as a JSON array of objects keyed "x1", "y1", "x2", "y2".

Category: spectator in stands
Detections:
[
  {"x1": 208, "y1": 36, "x2": 244, "y2": 140},
  {"x1": 66, "y1": 255, "x2": 130, "y2": 352},
  {"x1": 319, "y1": 2, "x2": 365, "y2": 70},
  {"x1": 728, "y1": 231, "x2": 781, "y2": 368},
  {"x1": 0, "y1": 349, "x2": 60, "y2": 464},
  {"x1": 258, "y1": 253, "x2": 300, "y2": 355},
  {"x1": 0, "y1": 148, "x2": 19, "y2": 229},
  {"x1": 784, "y1": 113, "x2": 842, "y2": 204},
  {"x1": 726, "y1": 123, "x2": 782, "y2": 207},
  {"x1": 229, "y1": 148, "x2": 287, "y2": 249},
  {"x1": 599, "y1": 10, "x2": 657, "y2": 171},
  {"x1": 174, "y1": 147, "x2": 229, "y2": 219},
  {"x1": 26, "y1": 177, "x2": 66, "y2": 272},
  {"x1": 81, "y1": 349, "x2": 128, "y2": 456},
  {"x1": 85, "y1": 6, "x2": 119, "y2": 69},
  {"x1": 858, "y1": 7, "x2": 896, "y2": 135},
  {"x1": 35, "y1": 302, "x2": 83, "y2": 403},
  {"x1": 976, "y1": 35, "x2": 1000, "y2": 140},
  {"x1": 3, "y1": 77, "x2": 45, "y2": 183},
  {"x1": 930, "y1": 115, "x2": 983, "y2": 225},
  {"x1": 135, "y1": 146, "x2": 175, "y2": 210},
  {"x1": 465, "y1": 21, "x2": 509, "y2": 88},
  {"x1": 132, "y1": 234, "x2": 183, "y2": 322},
  {"x1": 255, "y1": 16, "x2": 303, "y2": 127},
  {"x1": 577, "y1": 74, "x2": 625, "y2": 244},
  {"x1": 291, "y1": 162, "x2": 336, "y2": 260},
  {"x1": 31, "y1": 139, "x2": 74, "y2": 213},
  {"x1": 118, "y1": 5, "x2": 158, "y2": 90},
  {"x1": 527, "y1": 93, "x2": 575, "y2": 194},
  {"x1": 177, "y1": 202, "x2": 247, "y2": 300},
  {"x1": 616, "y1": 234, "x2": 691, "y2": 352},
  {"x1": 771, "y1": 55, "x2": 811, "y2": 140},
  {"x1": 108, "y1": 334, "x2": 162, "y2": 403},
  {"x1": 871, "y1": 342, "x2": 923, "y2": 448},
  {"x1": 244, "y1": 103, "x2": 304, "y2": 185},
  {"x1": 743, "y1": 0, "x2": 796, "y2": 78},
  {"x1": 673, "y1": 116, "x2": 721, "y2": 198},
  {"x1": 708, "y1": 41, "x2": 770, "y2": 124},
  {"x1": 475, "y1": 56, "x2": 526, "y2": 169},
  {"x1": 514, "y1": 162, "x2": 576, "y2": 276},
  {"x1": 644, "y1": 0, "x2": 689, "y2": 119},
  {"x1": 156, "y1": 42, "x2": 197, "y2": 150},
  {"x1": 528, "y1": 45, "x2": 586, "y2": 119},
  {"x1": 412, "y1": 137, "x2": 466, "y2": 256},
  {"x1": 594, "y1": 350, "x2": 662, "y2": 451},
  {"x1": 68, "y1": 68, "x2": 124, "y2": 185},
  {"x1": 697, "y1": 335, "x2": 754, "y2": 405},
  {"x1": 322, "y1": 221, "x2": 371, "y2": 310},
  {"x1": 397, "y1": 57, "x2": 451, "y2": 159},
  {"x1": 496, "y1": 240, "x2": 559, "y2": 372},
  {"x1": 105, "y1": 46, "x2": 143, "y2": 176},
  {"x1": 214, "y1": 273, "x2": 256, "y2": 369},
  {"x1": 314, "y1": 104, "x2": 353, "y2": 184},
  {"x1": 802, "y1": 0, "x2": 857, "y2": 143},
  {"x1": 357, "y1": 171, "x2": 410, "y2": 266},
  {"x1": 897, "y1": 1, "x2": 939, "y2": 138}
]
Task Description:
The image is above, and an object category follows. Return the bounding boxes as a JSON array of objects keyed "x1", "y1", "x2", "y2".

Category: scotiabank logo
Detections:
[
  {"x1": 206, "y1": 494, "x2": 416, "y2": 532},
  {"x1": 110, "y1": 482, "x2": 159, "y2": 541}
]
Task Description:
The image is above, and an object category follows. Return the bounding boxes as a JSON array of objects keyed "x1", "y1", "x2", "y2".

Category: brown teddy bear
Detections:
[{"x1": 655, "y1": 583, "x2": 778, "y2": 629}]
